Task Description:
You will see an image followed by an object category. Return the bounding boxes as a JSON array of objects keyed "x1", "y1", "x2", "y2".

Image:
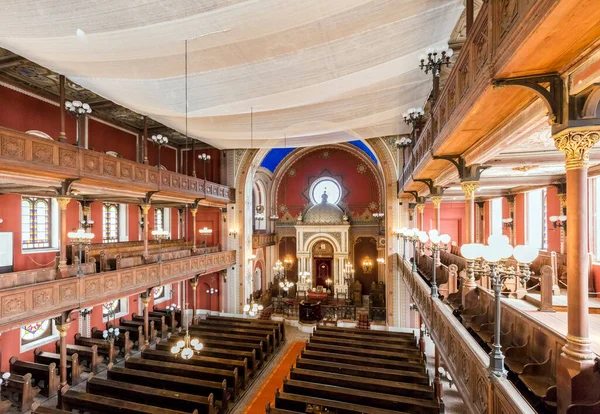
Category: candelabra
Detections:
[
  {"x1": 299, "y1": 271, "x2": 310, "y2": 284},
  {"x1": 549, "y1": 215, "x2": 567, "y2": 231},
  {"x1": 102, "y1": 326, "x2": 120, "y2": 341},
  {"x1": 283, "y1": 255, "x2": 294, "y2": 272},
  {"x1": 372, "y1": 212, "x2": 385, "y2": 235},
  {"x1": 151, "y1": 134, "x2": 169, "y2": 169},
  {"x1": 80, "y1": 217, "x2": 94, "y2": 231},
  {"x1": 170, "y1": 330, "x2": 203, "y2": 359},
  {"x1": 279, "y1": 279, "x2": 294, "y2": 293},
  {"x1": 419, "y1": 46, "x2": 453, "y2": 77},
  {"x1": 376, "y1": 257, "x2": 385, "y2": 266},
  {"x1": 65, "y1": 100, "x2": 92, "y2": 147},
  {"x1": 206, "y1": 287, "x2": 218, "y2": 295},
  {"x1": 361, "y1": 256, "x2": 373, "y2": 274},
  {"x1": 198, "y1": 227, "x2": 212, "y2": 250},
  {"x1": 395, "y1": 137, "x2": 413, "y2": 185},
  {"x1": 502, "y1": 217, "x2": 514, "y2": 229},
  {"x1": 343, "y1": 262, "x2": 355, "y2": 288},
  {"x1": 198, "y1": 153, "x2": 211, "y2": 180},
  {"x1": 402, "y1": 107, "x2": 424, "y2": 130},
  {"x1": 0, "y1": 372, "x2": 10, "y2": 395},
  {"x1": 461, "y1": 235, "x2": 538, "y2": 376},
  {"x1": 151, "y1": 229, "x2": 170, "y2": 263},
  {"x1": 243, "y1": 301, "x2": 264, "y2": 317},
  {"x1": 403, "y1": 228, "x2": 421, "y2": 273},
  {"x1": 228, "y1": 228, "x2": 239, "y2": 238},
  {"x1": 419, "y1": 230, "x2": 451, "y2": 298},
  {"x1": 67, "y1": 228, "x2": 94, "y2": 276}
]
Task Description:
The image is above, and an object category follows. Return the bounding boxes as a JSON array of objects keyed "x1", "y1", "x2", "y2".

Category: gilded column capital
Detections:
[
  {"x1": 460, "y1": 181, "x2": 479, "y2": 200},
  {"x1": 416, "y1": 204, "x2": 425, "y2": 213},
  {"x1": 56, "y1": 197, "x2": 71, "y2": 211},
  {"x1": 57, "y1": 323, "x2": 71, "y2": 337},
  {"x1": 431, "y1": 196, "x2": 443, "y2": 208},
  {"x1": 557, "y1": 193, "x2": 567, "y2": 209},
  {"x1": 190, "y1": 207, "x2": 198, "y2": 217},
  {"x1": 140, "y1": 295, "x2": 151, "y2": 306},
  {"x1": 190, "y1": 280, "x2": 199, "y2": 289},
  {"x1": 140, "y1": 204, "x2": 151, "y2": 215},
  {"x1": 82, "y1": 206, "x2": 91, "y2": 216},
  {"x1": 553, "y1": 128, "x2": 600, "y2": 170}
]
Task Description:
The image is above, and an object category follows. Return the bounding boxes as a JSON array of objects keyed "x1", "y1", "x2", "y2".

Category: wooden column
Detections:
[
  {"x1": 417, "y1": 204, "x2": 425, "y2": 230},
  {"x1": 558, "y1": 193, "x2": 567, "y2": 254},
  {"x1": 56, "y1": 321, "x2": 71, "y2": 409},
  {"x1": 432, "y1": 197, "x2": 442, "y2": 230},
  {"x1": 190, "y1": 207, "x2": 198, "y2": 250},
  {"x1": 506, "y1": 195, "x2": 516, "y2": 246},
  {"x1": 58, "y1": 75, "x2": 67, "y2": 143},
  {"x1": 190, "y1": 277, "x2": 199, "y2": 324},
  {"x1": 56, "y1": 197, "x2": 71, "y2": 278},
  {"x1": 554, "y1": 128, "x2": 598, "y2": 412},
  {"x1": 141, "y1": 293, "x2": 151, "y2": 348},
  {"x1": 140, "y1": 204, "x2": 151, "y2": 258},
  {"x1": 434, "y1": 345, "x2": 442, "y2": 404},
  {"x1": 461, "y1": 181, "x2": 478, "y2": 243}
]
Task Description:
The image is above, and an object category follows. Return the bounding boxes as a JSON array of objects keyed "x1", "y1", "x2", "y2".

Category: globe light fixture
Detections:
[
  {"x1": 419, "y1": 46, "x2": 453, "y2": 77},
  {"x1": 151, "y1": 134, "x2": 169, "y2": 169},
  {"x1": 151, "y1": 229, "x2": 170, "y2": 263},
  {"x1": 67, "y1": 228, "x2": 95, "y2": 276},
  {"x1": 170, "y1": 330, "x2": 203, "y2": 359},
  {"x1": 198, "y1": 153, "x2": 211, "y2": 180}
]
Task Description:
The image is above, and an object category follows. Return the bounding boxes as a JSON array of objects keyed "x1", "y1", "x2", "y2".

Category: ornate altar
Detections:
[{"x1": 352, "y1": 280, "x2": 362, "y2": 306}]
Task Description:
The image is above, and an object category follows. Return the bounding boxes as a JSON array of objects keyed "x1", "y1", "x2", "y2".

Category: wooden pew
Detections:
[
  {"x1": 300, "y1": 349, "x2": 425, "y2": 373},
  {"x1": 207, "y1": 314, "x2": 285, "y2": 342},
  {"x1": 33, "y1": 349, "x2": 82, "y2": 385},
  {"x1": 305, "y1": 341, "x2": 422, "y2": 363},
  {"x1": 33, "y1": 407, "x2": 72, "y2": 413},
  {"x1": 108, "y1": 324, "x2": 145, "y2": 347},
  {"x1": 87, "y1": 377, "x2": 216, "y2": 414},
  {"x1": 295, "y1": 357, "x2": 430, "y2": 385},
  {"x1": 56, "y1": 342, "x2": 100, "y2": 374},
  {"x1": 0, "y1": 398, "x2": 9, "y2": 414},
  {"x1": 189, "y1": 325, "x2": 273, "y2": 355},
  {"x1": 308, "y1": 334, "x2": 420, "y2": 355},
  {"x1": 125, "y1": 358, "x2": 240, "y2": 401},
  {"x1": 315, "y1": 325, "x2": 414, "y2": 340},
  {"x1": 120, "y1": 318, "x2": 157, "y2": 344},
  {"x1": 108, "y1": 366, "x2": 230, "y2": 413},
  {"x1": 313, "y1": 327, "x2": 415, "y2": 345},
  {"x1": 274, "y1": 390, "x2": 411, "y2": 414},
  {"x1": 153, "y1": 306, "x2": 182, "y2": 330},
  {"x1": 1, "y1": 372, "x2": 39, "y2": 412},
  {"x1": 265, "y1": 403, "x2": 301, "y2": 414},
  {"x1": 186, "y1": 329, "x2": 268, "y2": 359},
  {"x1": 132, "y1": 313, "x2": 168, "y2": 338},
  {"x1": 156, "y1": 340, "x2": 258, "y2": 376},
  {"x1": 196, "y1": 319, "x2": 280, "y2": 347},
  {"x1": 89, "y1": 328, "x2": 132, "y2": 358},
  {"x1": 9, "y1": 357, "x2": 56, "y2": 398},
  {"x1": 290, "y1": 367, "x2": 435, "y2": 400},
  {"x1": 166, "y1": 334, "x2": 264, "y2": 364},
  {"x1": 62, "y1": 390, "x2": 195, "y2": 414},
  {"x1": 141, "y1": 349, "x2": 249, "y2": 389},
  {"x1": 149, "y1": 311, "x2": 180, "y2": 333},
  {"x1": 282, "y1": 378, "x2": 439, "y2": 413},
  {"x1": 518, "y1": 350, "x2": 555, "y2": 400}
]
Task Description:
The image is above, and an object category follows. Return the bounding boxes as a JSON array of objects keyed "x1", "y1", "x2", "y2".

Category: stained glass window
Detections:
[
  {"x1": 102, "y1": 300, "x2": 120, "y2": 317},
  {"x1": 155, "y1": 208, "x2": 164, "y2": 231},
  {"x1": 153, "y1": 286, "x2": 165, "y2": 299},
  {"x1": 103, "y1": 203, "x2": 119, "y2": 243},
  {"x1": 22, "y1": 197, "x2": 50, "y2": 249},
  {"x1": 21, "y1": 319, "x2": 51, "y2": 346}
]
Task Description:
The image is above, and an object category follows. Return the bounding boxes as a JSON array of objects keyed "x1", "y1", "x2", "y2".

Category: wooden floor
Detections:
[{"x1": 508, "y1": 298, "x2": 600, "y2": 356}]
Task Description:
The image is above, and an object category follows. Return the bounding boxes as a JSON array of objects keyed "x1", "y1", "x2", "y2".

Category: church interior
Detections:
[{"x1": 0, "y1": 1, "x2": 599, "y2": 413}]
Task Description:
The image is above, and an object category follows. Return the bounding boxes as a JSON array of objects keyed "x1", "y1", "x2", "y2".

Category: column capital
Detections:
[
  {"x1": 190, "y1": 207, "x2": 198, "y2": 217},
  {"x1": 56, "y1": 197, "x2": 71, "y2": 211},
  {"x1": 56, "y1": 323, "x2": 71, "y2": 337},
  {"x1": 558, "y1": 193, "x2": 567, "y2": 209},
  {"x1": 553, "y1": 127, "x2": 600, "y2": 170},
  {"x1": 416, "y1": 204, "x2": 425, "y2": 213},
  {"x1": 140, "y1": 204, "x2": 151, "y2": 215},
  {"x1": 140, "y1": 295, "x2": 151, "y2": 306},
  {"x1": 431, "y1": 196, "x2": 443, "y2": 208},
  {"x1": 190, "y1": 280, "x2": 199, "y2": 289},
  {"x1": 461, "y1": 181, "x2": 479, "y2": 200}
]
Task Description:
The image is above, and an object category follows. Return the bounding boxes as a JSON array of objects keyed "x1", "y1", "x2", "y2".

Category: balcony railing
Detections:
[
  {"x1": 252, "y1": 232, "x2": 276, "y2": 249},
  {"x1": 0, "y1": 250, "x2": 235, "y2": 331},
  {"x1": 401, "y1": 0, "x2": 542, "y2": 189},
  {"x1": 399, "y1": 256, "x2": 536, "y2": 414},
  {"x1": 0, "y1": 127, "x2": 234, "y2": 204}
]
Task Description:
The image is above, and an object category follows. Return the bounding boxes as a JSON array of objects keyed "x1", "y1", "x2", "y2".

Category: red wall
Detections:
[
  {"x1": 421, "y1": 202, "x2": 466, "y2": 246},
  {"x1": 187, "y1": 208, "x2": 221, "y2": 248},
  {"x1": 0, "y1": 85, "x2": 77, "y2": 144},
  {"x1": 276, "y1": 148, "x2": 381, "y2": 219},
  {"x1": 182, "y1": 148, "x2": 222, "y2": 183},
  {"x1": 87, "y1": 119, "x2": 137, "y2": 162},
  {"x1": 546, "y1": 186, "x2": 562, "y2": 253},
  {"x1": 146, "y1": 141, "x2": 177, "y2": 172}
]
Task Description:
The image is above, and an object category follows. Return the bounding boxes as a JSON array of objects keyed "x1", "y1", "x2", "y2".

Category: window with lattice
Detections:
[
  {"x1": 103, "y1": 203, "x2": 119, "y2": 243},
  {"x1": 22, "y1": 197, "x2": 51, "y2": 250}
]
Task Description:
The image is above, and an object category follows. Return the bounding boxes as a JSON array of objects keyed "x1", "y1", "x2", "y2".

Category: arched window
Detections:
[
  {"x1": 103, "y1": 203, "x2": 119, "y2": 243},
  {"x1": 155, "y1": 208, "x2": 164, "y2": 231},
  {"x1": 102, "y1": 297, "x2": 128, "y2": 322},
  {"x1": 20, "y1": 319, "x2": 58, "y2": 351},
  {"x1": 310, "y1": 177, "x2": 342, "y2": 205},
  {"x1": 22, "y1": 197, "x2": 51, "y2": 249}
]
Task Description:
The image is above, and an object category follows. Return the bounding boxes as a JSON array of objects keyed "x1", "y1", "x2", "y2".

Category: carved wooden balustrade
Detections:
[
  {"x1": 399, "y1": 255, "x2": 536, "y2": 414},
  {"x1": 0, "y1": 127, "x2": 234, "y2": 204},
  {"x1": 252, "y1": 233, "x2": 276, "y2": 249},
  {"x1": 0, "y1": 250, "x2": 235, "y2": 331},
  {"x1": 401, "y1": 0, "x2": 544, "y2": 188}
]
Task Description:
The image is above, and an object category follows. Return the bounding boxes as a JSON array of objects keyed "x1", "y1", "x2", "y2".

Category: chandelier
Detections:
[
  {"x1": 361, "y1": 256, "x2": 373, "y2": 274},
  {"x1": 283, "y1": 255, "x2": 294, "y2": 271},
  {"x1": 403, "y1": 107, "x2": 424, "y2": 130},
  {"x1": 65, "y1": 100, "x2": 92, "y2": 116},
  {"x1": 102, "y1": 326, "x2": 120, "y2": 341},
  {"x1": 67, "y1": 228, "x2": 94, "y2": 277},
  {"x1": 170, "y1": 330, "x2": 203, "y2": 359},
  {"x1": 243, "y1": 301, "x2": 264, "y2": 317},
  {"x1": 279, "y1": 279, "x2": 294, "y2": 292},
  {"x1": 419, "y1": 46, "x2": 453, "y2": 77}
]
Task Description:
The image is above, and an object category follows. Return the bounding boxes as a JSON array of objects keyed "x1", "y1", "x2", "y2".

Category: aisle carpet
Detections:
[{"x1": 244, "y1": 341, "x2": 305, "y2": 413}]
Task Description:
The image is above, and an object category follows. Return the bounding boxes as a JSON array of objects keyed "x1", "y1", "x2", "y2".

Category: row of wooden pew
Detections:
[
  {"x1": 30, "y1": 315, "x2": 284, "y2": 414},
  {"x1": 267, "y1": 325, "x2": 442, "y2": 413}
]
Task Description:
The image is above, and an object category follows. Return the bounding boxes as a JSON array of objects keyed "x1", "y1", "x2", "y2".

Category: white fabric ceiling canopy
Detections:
[{"x1": 0, "y1": 0, "x2": 463, "y2": 149}]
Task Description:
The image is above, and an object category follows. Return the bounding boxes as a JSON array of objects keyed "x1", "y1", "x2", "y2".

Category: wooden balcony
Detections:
[
  {"x1": 401, "y1": 0, "x2": 600, "y2": 190},
  {"x1": 399, "y1": 256, "x2": 536, "y2": 414},
  {"x1": 0, "y1": 127, "x2": 234, "y2": 204},
  {"x1": 0, "y1": 250, "x2": 235, "y2": 331},
  {"x1": 252, "y1": 232, "x2": 276, "y2": 249}
]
